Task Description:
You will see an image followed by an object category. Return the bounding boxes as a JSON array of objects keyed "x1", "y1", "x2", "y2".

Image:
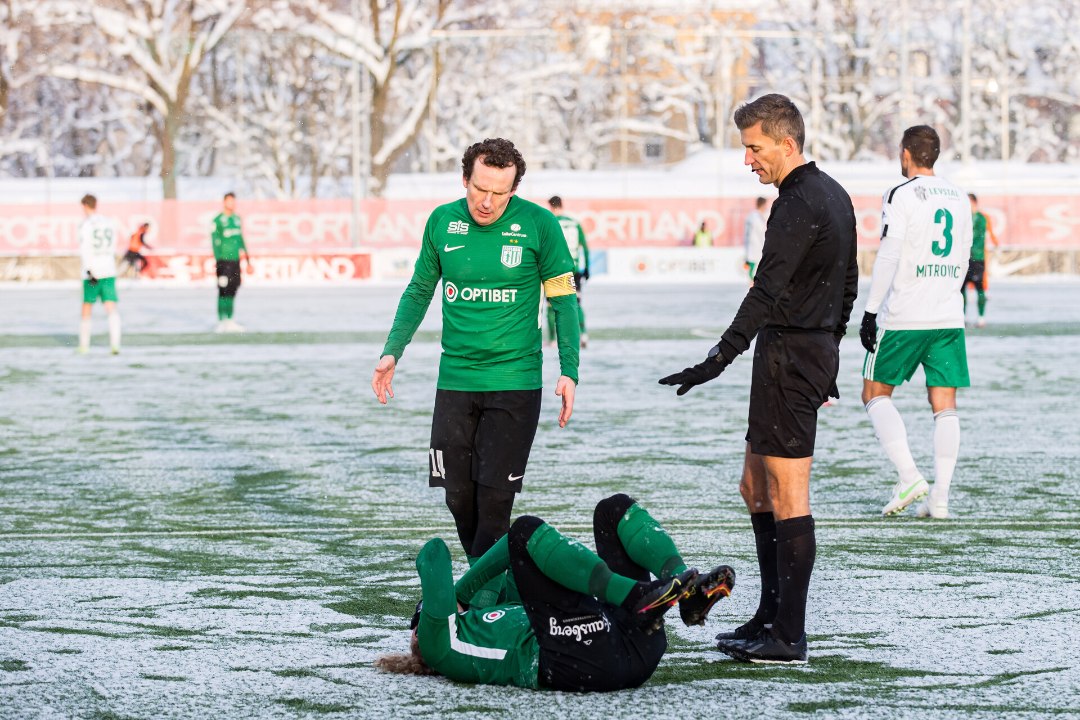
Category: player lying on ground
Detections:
[{"x1": 375, "y1": 493, "x2": 735, "y2": 692}]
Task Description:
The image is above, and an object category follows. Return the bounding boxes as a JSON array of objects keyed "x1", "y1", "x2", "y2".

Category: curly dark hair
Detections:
[
  {"x1": 734, "y1": 93, "x2": 805, "y2": 153},
  {"x1": 461, "y1": 138, "x2": 526, "y2": 190}
]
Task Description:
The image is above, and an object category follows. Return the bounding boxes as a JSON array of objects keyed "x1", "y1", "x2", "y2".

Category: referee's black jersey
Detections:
[{"x1": 718, "y1": 161, "x2": 858, "y2": 360}]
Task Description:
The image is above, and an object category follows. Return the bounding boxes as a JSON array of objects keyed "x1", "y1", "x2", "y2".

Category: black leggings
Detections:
[
  {"x1": 444, "y1": 483, "x2": 517, "y2": 558},
  {"x1": 507, "y1": 495, "x2": 667, "y2": 692}
]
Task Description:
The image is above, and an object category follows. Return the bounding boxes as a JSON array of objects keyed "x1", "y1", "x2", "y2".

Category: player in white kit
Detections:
[
  {"x1": 77, "y1": 194, "x2": 122, "y2": 355},
  {"x1": 859, "y1": 126, "x2": 973, "y2": 519}
]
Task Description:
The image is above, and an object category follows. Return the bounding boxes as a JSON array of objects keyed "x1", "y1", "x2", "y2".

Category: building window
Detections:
[{"x1": 644, "y1": 137, "x2": 664, "y2": 161}]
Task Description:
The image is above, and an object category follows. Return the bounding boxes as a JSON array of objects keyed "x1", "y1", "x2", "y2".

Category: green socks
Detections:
[
  {"x1": 526, "y1": 522, "x2": 637, "y2": 606},
  {"x1": 617, "y1": 502, "x2": 688, "y2": 580},
  {"x1": 217, "y1": 296, "x2": 234, "y2": 320},
  {"x1": 461, "y1": 545, "x2": 508, "y2": 610}
]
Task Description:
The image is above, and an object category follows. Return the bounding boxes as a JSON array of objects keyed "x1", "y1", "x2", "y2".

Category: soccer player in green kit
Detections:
[
  {"x1": 372, "y1": 139, "x2": 581, "y2": 599},
  {"x1": 545, "y1": 195, "x2": 590, "y2": 348},
  {"x1": 963, "y1": 193, "x2": 999, "y2": 328},
  {"x1": 211, "y1": 192, "x2": 251, "y2": 333},
  {"x1": 375, "y1": 494, "x2": 736, "y2": 692}
]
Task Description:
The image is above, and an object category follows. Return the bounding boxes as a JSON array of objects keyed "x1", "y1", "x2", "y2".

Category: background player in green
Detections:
[
  {"x1": 375, "y1": 494, "x2": 735, "y2": 691},
  {"x1": 963, "y1": 193, "x2": 999, "y2": 328},
  {"x1": 371, "y1": 138, "x2": 581, "y2": 602},
  {"x1": 211, "y1": 192, "x2": 251, "y2": 333},
  {"x1": 77, "y1": 194, "x2": 122, "y2": 355},
  {"x1": 545, "y1": 195, "x2": 590, "y2": 348}
]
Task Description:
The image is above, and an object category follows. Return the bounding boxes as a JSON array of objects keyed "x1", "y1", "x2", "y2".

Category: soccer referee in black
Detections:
[{"x1": 660, "y1": 93, "x2": 858, "y2": 664}]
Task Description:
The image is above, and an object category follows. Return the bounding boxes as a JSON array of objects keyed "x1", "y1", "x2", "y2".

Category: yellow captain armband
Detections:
[{"x1": 543, "y1": 272, "x2": 577, "y2": 298}]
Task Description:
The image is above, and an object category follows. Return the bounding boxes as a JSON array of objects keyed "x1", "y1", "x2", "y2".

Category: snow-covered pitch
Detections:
[{"x1": 1, "y1": 280, "x2": 1078, "y2": 718}]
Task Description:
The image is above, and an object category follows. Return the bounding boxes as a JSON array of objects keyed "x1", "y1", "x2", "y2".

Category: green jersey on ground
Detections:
[
  {"x1": 971, "y1": 211, "x2": 989, "y2": 261},
  {"x1": 383, "y1": 196, "x2": 580, "y2": 391},
  {"x1": 211, "y1": 213, "x2": 246, "y2": 261},
  {"x1": 416, "y1": 538, "x2": 540, "y2": 689}
]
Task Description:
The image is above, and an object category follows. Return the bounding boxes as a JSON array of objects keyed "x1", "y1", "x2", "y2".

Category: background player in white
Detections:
[
  {"x1": 860, "y1": 126, "x2": 973, "y2": 519},
  {"x1": 743, "y1": 197, "x2": 768, "y2": 283},
  {"x1": 77, "y1": 194, "x2": 122, "y2": 355}
]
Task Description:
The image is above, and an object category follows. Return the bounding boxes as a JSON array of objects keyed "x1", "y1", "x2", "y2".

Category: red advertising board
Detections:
[
  {"x1": 0, "y1": 194, "x2": 1076, "y2": 254},
  {"x1": 142, "y1": 254, "x2": 371, "y2": 282}
]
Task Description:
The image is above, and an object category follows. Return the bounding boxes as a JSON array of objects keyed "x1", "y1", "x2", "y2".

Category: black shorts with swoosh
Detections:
[{"x1": 428, "y1": 389, "x2": 542, "y2": 493}]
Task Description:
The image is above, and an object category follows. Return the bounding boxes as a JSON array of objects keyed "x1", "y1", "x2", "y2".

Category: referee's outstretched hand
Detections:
[
  {"x1": 372, "y1": 354, "x2": 396, "y2": 404},
  {"x1": 859, "y1": 312, "x2": 878, "y2": 353},
  {"x1": 659, "y1": 345, "x2": 729, "y2": 396}
]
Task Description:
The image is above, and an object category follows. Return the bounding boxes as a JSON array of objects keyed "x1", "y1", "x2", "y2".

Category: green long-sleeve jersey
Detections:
[
  {"x1": 415, "y1": 538, "x2": 540, "y2": 689},
  {"x1": 211, "y1": 213, "x2": 247, "y2": 261},
  {"x1": 382, "y1": 196, "x2": 580, "y2": 390},
  {"x1": 554, "y1": 214, "x2": 589, "y2": 274},
  {"x1": 971, "y1": 211, "x2": 990, "y2": 261}
]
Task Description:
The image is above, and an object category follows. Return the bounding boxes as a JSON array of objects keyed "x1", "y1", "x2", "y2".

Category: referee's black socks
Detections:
[
  {"x1": 772, "y1": 515, "x2": 816, "y2": 643},
  {"x1": 750, "y1": 512, "x2": 780, "y2": 626}
]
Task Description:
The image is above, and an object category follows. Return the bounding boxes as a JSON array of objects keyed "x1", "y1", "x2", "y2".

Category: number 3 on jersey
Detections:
[{"x1": 932, "y1": 208, "x2": 953, "y2": 257}]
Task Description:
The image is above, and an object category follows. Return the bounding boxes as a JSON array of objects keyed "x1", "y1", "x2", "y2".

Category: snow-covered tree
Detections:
[{"x1": 42, "y1": 0, "x2": 247, "y2": 197}]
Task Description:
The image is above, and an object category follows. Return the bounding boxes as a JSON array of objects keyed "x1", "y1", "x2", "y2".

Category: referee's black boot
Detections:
[
  {"x1": 679, "y1": 565, "x2": 735, "y2": 626},
  {"x1": 717, "y1": 625, "x2": 808, "y2": 664},
  {"x1": 622, "y1": 568, "x2": 698, "y2": 635},
  {"x1": 715, "y1": 617, "x2": 766, "y2": 644}
]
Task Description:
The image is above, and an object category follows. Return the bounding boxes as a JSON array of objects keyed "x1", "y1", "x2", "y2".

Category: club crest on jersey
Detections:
[
  {"x1": 483, "y1": 610, "x2": 506, "y2": 623},
  {"x1": 447, "y1": 220, "x2": 469, "y2": 235},
  {"x1": 500, "y1": 245, "x2": 522, "y2": 268}
]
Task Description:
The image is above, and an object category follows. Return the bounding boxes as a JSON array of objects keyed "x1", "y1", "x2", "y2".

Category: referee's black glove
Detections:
[
  {"x1": 659, "y1": 342, "x2": 732, "y2": 396},
  {"x1": 860, "y1": 312, "x2": 878, "y2": 353},
  {"x1": 86, "y1": 271, "x2": 98, "y2": 287}
]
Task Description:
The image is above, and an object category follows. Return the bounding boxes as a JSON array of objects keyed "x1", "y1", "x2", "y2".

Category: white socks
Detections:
[
  {"x1": 865, "y1": 396, "x2": 921, "y2": 485},
  {"x1": 108, "y1": 312, "x2": 122, "y2": 352},
  {"x1": 79, "y1": 319, "x2": 91, "y2": 352},
  {"x1": 932, "y1": 409, "x2": 960, "y2": 497},
  {"x1": 80, "y1": 313, "x2": 122, "y2": 352}
]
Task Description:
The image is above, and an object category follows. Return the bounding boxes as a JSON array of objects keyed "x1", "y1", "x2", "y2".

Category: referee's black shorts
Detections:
[
  {"x1": 746, "y1": 328, "x2": 838, "y2": 458},
  {"x1": 216, "y1": 260, "x2": 242, "y2": 297},
  {"x1": 428, "y1": 389, "x2": 542, "y2": 494}
]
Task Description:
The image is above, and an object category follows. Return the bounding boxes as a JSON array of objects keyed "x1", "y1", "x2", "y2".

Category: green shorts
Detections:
[
  {"x1": 747, "y1": 261, "x2": 759, "y2": 279},
  {"x1": 863, "y1": 328, "x2": 969, "y2": 388},
  {"x1": 82, "y1": 277, "x2": 118, "y2": 304}
]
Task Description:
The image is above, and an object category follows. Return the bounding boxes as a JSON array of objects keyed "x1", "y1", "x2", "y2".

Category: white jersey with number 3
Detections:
[
  {"x1": 79, "y1": 214, "x2": 119, "y2": 279},
  {"x1": 868, "y1": 175, "x2": 972, "y2": 330}
]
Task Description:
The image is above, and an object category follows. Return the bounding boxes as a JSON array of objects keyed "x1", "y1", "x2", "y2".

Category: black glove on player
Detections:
[
  {"x1": 86, "y1": 271, "x2": 98, "y2": 287},
  {"x1": 860, "y1": 311, "x2": 878, "y2": 353}
]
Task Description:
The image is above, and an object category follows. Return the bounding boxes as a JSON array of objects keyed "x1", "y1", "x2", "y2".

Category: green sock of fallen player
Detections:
[
  {"x1": 525, "y1": 521, "x2": 637, "y2": 605},
  {"x1": 217, "y1": 297, "x2": 228, "y2": 320},
  {"x1": 455, "y1": 542, "x2": 511, "y2": 609},
  {"x1": 416, "y1": 538, "x2": 457, "y2": 623},
  {"x1": 618, "y1": 502, "x2": 688, "y2": 580},
  {"x1": 222, "y1": 296, "x2": 235, "y2": 319}
]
